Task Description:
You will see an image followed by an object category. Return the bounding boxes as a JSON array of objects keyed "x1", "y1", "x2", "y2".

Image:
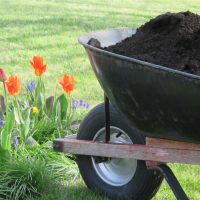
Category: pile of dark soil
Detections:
[{"x1": 104, "y1": 11, "x2": 200, "y2": 75}]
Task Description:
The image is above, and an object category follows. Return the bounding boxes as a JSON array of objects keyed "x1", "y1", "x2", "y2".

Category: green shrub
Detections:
[
  {"x1": 0, "y1": 147, "x2": 79, "y2": 200},
  {"x1": 31, "y1": 116, "x2": 58, "y2": 144}
]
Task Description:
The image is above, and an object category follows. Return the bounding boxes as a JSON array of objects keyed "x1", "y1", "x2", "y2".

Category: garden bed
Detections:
[{"x1": 0, "y1": 56, "x2": 90, "y2": 199}]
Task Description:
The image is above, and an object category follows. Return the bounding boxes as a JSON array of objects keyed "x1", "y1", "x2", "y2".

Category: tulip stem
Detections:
[
  {"x1": 15, "y1": 97, "x2": 23, "y2": 124},
  {"x1": 14, "y1": 97, "x2": 24, "y2": 139},
  {"x1": 68, "y1": 94, "x2": 72, "y2": 126}
]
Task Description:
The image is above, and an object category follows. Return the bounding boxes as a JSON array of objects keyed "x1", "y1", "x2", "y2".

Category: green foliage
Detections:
[
  {"x1": 52, "y1": 94, "x2": 74, "y2": 129},
  {"x1": 13, "y1": 100, "x2": 32, "y2": 141},
  {"x1": 0, "y1": 63, "x2": 76, "y2": 151},
  {"x1": 20, "y1": 108, "x2": 31, "y2": 139},
  {"x1": 45, "y1": 96, "x2": 54, "y2": 117},
  {"x1": 31, "y1": 116, "x2": 58, "y2": 143},
  {"x1": 0, "y1": 146, "x2": 79, "y2": 200},
  {"x1": 0, "y1": 108, "x2": 14, "y2": 152},
  {"x1": 0, "y1": 95, "x2": 6, "y2": 119},
  {"x1": 53, "y1": 94, "x2": 68, "y2": 121},
  {"x1": 0, "y1": 47, "x2": 80, "y2": 200}
]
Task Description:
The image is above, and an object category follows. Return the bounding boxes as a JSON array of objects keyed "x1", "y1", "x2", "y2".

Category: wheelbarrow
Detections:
[{"x1": 54, "y1": 28, "x2": 200, "y2": 200}]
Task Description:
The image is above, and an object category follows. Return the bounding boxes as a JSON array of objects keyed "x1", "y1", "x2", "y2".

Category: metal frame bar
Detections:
[
  {"x1": 152, "y1": 165, "x2": 189, "y2": 200},
  {"x1": 104, "y1": 94, "x2": 110, "y2": 142}
]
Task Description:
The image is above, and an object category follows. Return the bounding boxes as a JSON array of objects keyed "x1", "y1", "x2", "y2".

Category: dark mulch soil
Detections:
[{"x1": 91, "y1": 11, "x2": 200, "y2": 75}]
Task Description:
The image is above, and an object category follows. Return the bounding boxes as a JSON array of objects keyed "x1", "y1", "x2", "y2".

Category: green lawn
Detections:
[{"x1": 0, "y1": 0, "x2": 199, "y2": 199}]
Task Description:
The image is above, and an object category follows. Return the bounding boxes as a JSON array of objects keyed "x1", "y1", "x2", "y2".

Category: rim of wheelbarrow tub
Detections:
[{"x1": 78, "y1": 27, "x2": 200, "y2": 81}]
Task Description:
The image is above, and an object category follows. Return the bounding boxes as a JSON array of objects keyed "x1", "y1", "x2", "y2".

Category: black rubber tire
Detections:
[{"x1": 76, "y1": 103, "x2": 163, "y2": 200}]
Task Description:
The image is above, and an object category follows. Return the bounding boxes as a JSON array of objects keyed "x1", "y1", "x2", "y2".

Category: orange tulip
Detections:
[
  {"x1": 5, "y1": 75, "x2": 21, "y2": 96},
  {"x1": 30, "y1": 56, "x2": 47, "y2": 76},
  {"x1": 0, "y1": 67, "x2": 6, "y2": 82},
  {"x1": 58, "y1": 74, "x2": 75, "y2": 94}
]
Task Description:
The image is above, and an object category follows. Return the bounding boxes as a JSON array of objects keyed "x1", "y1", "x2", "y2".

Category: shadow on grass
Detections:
[
  {"x1": 2, "y1": 7, "x2": 146, "y2": 42},
  {"x1": 38, "y1": 183, "x2": 108, "y2": 200},
  {"x1": 66, "y1": 184, "x2": 108, "y2": 200}
]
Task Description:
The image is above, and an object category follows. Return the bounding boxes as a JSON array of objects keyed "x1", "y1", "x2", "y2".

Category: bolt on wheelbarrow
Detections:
[{"x1": 54, "y1": 28, "x2": 200, "y2": 200}]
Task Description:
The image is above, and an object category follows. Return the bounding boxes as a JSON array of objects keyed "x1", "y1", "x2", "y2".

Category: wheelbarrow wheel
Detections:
[{"x1": 76, "y1": 103, "x2": 163, "y2": 200}]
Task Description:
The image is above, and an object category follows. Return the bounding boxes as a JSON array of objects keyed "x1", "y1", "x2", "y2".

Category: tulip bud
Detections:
[{"x1": 0, "y1": 68, "x2": 7, "y2": 82}]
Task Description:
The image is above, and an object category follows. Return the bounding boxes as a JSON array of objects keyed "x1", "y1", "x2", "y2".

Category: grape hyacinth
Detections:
[
  {"x1": 13, "y1": 136, "x2": 19, "y2": 149},
  {"x1": 72, "y1": 99, "x2": 90, "y2": 109},
  {"x1": 82, "y1": 102, "x2": 90, "y2": 109},
  {"x1": 72, "y1": 99, "x2": 79, "y2": 109},
  {"x1": 26, "y1": 80, "x2": 35, "y2": 92},
  {"x1": 79, "y1": 99, "x2": 84, "y2": 106},
  {"x1": 0, "y1": 120, "x2": 5, "y2": 128}
]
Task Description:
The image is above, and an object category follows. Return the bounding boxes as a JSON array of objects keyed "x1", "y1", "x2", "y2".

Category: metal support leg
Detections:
[
  {"x1": 104, "y1": 94, "x2": 110, "y2": 142},
  {"x1": 94, "y1": 95, "x2": 111, "y2": 163},
  {"x1": 153, "y1": 164, "x2": 189, "y2": 200}
]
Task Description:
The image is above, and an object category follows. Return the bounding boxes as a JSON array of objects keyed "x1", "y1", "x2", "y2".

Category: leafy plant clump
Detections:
[
  {"x1": 0, "y1": 147, "x2": 79, "y2": 200},
  {"x1": 0, "y1": 56, "x2": 89, "y2": 199},
  {"x1": 0, "y1": 55, "x2": 90, "y2": 152}
]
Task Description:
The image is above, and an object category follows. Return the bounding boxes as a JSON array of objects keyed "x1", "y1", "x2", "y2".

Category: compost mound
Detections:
[{"x1": 105, "y1": 11, "x2": 200, "y2": 75}]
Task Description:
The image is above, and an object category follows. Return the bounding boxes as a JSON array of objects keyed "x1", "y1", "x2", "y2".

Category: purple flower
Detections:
[
  {"x1": 26, "y1": 80, "x2": 35, "y2": 92},
  {"x1": 13, "y1": 136, "x2": 19, "y2": 149},
  {"x1": 72, "y1": 99, "x2": 90, "y2": 110},
  {"x1": 79, "y1": 99, "x2": 84, "y2": 106},
  {"x1": 85, "y1": 103, "x2": 90, "y2": 109},
  {"x1": 83, "y1": 103, "x2": 90, "y2": 109},
  {"x1": 0, "y1": 120, "x2": 5, "y2": 128},
  {"x1": 72, "y1": 99, "x2": 79, "y2": 109}
]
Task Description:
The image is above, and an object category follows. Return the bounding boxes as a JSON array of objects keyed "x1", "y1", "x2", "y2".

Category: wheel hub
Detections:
[{"x1": 91, "y1": 126, "x2": 137, "y2": 186}]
